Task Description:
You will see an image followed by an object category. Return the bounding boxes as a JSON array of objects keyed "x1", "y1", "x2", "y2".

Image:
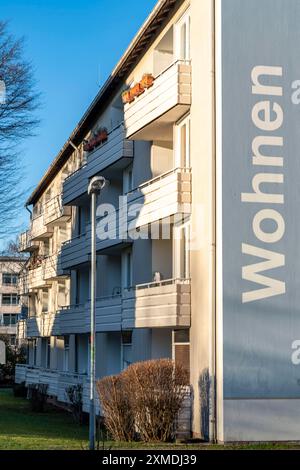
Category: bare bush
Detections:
[
  {"x1": 96, "y1": 359, "x2": 189, "y2": 443},
  {"x1": 123, "y1": 359, "x2": 189, "y2": 442},
  {"x1": 96, "y1": 375, "x2": 135, "y2": 442},
  {"x1": 65, "y1": 384, "x2": 83, "y2": 425}
]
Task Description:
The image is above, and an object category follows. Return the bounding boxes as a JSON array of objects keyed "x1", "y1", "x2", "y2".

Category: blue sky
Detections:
[{"x1": 1, "y1": 0, "x2": 157, "y2": 237}]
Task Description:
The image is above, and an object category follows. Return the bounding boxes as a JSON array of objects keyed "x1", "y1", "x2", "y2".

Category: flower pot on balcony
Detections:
[
  {"x1": 99, "y1": 128, "x2": 108, "y2": 143},
  {"x1": 122, "y1": 89, "x2": 133, "y2": 104},
  {"x1": 131, "y1": 82, "x2": 144, "y2": 98},
  {"x1": 141, "y1": 73, "x2": 155, "y2": 89}
]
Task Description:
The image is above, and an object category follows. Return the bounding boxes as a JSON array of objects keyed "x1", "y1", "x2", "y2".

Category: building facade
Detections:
[
  {"x1": 15, "y1": 0, "x2": 300, "y2": 442},
  {"x1": 0, "y1": 257, "x2": 24, "y2": 346}
]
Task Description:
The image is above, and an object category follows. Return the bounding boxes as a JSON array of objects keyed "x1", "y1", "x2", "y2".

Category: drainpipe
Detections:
[
  {"x1": 25, "y1": 204, "x2": 32, "y2": 218},
  {"x1": 211, "y1": 0, "x2": 217, "y2": 444}
]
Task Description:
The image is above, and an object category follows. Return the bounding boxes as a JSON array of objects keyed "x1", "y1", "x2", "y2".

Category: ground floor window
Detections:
[
  {"x1": 64, "y1": 335, "x2": 70, "y2": 372},
  {"x1": 46, "y1": 337, "x2": 51, "y2": 369},
  {"x1": 121, "y1": 330, "x2": 133, "y2": 370},
  {"x1": 173, "y1": 329, "x2": 190, "y2": 383}
]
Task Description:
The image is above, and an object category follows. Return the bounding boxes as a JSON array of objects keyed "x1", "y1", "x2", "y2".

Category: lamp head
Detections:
[{"x1": 88, "y1": 176, "x2": 108, "y2": 196}]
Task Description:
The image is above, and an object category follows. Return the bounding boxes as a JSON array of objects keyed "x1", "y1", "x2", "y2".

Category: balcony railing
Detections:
[
  {"x1": 44, "y1": 194, "x2": 71, "y2": 226},
  {"x1": 61, "y1": 168, "x2": 191, "y2": 270},
  {"x1": 19, "y1": 230, "x2": 39, "y2": 253},
  {"x1": 124, "y1": 60, "x2": 191, "y2": 139},
  {"x1": 17, "y1": 319, "x2": 27, "y2": 341},
  {"x1": 126, "y1": 167, "x2": 191, "y2": 229},
  {"x1": 122, "y1": 278, "x2": 191, "y2": 329},
  {"x1": 31, "y1": 213, "x2": 53, "y2": 241},
  {"x1": 62, "y1": 123, "x2": 133, "y2": 206},
  {"x1": 15, "y1": 365, "x2": 87, "y2": 400}
]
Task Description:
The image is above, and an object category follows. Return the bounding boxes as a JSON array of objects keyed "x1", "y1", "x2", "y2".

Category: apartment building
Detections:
[
  {"x1": 16, "y1": 0, "x2": 300, "y2": 442},
  {"x1": 0, "y1": 257, "x2": 24, "y2": 346}
]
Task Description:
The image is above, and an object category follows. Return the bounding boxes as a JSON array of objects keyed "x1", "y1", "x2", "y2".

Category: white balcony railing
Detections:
[
  {"x1": 44, "y1": 194, "x2": 71, "y2": 226},
  {"x1": 62, "y1": 123, "x2": 133, "y2": 205},
  {"x1": 124, "y1": 60, "x2": 191, "y2": 139},
  {"x1": 19, "y1": 230, "x2": 39, "y2": 252},
  {"x1": 61, "y1": 168, "x2": 191, "y2": 270},
  {"x1": 31, "y1": 213, "x2": 53, "y2": 241},
  {"x1": 122, "y1": 278, "x2": 191, "y2": 329}
]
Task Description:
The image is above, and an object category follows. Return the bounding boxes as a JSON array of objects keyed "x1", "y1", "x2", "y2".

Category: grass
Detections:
[{"x1": 0, "y1": 388, "x2": 300, "y2": 450}]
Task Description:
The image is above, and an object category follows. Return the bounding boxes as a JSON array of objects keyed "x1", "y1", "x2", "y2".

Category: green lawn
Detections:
[
  {"x1": 0, "y1": 388, "x2": 300, "y2": 450},
  {"x1": 0, "y1": 388, "x2": 89, "y2": 450}
]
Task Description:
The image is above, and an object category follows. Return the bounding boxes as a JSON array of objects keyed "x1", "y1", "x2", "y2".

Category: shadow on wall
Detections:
[{"x1": 197, "y1": 368, "x2": 212, "y2": 441}]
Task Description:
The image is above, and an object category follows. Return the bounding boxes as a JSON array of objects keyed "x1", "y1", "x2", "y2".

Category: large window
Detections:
[
  {"x1": 2, "y1": 313, "x2": 18, "y2": 326},
  {"x1": 2, "y1": 272, "x2": 18, "y2": 286},
  {"x1": 2, "y1": 293, "x2": 18, "y2": 306}
]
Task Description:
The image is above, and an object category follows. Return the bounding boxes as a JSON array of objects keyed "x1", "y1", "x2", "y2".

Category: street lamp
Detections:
[{"x1": 88, "y1": 175, "x2": 107, "y2": 451}]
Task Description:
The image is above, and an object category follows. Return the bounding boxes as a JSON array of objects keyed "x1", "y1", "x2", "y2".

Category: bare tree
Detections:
[{"x1": 0, "y1": 20, "x2": 40, "y2": 239}]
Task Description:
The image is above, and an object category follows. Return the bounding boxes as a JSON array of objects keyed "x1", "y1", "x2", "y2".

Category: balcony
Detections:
[
  {"x1": 0, "y1": 325, "x2": 16, "y2": 335},
  {"x1": 26, "y1": 316, "x2": 42, "y2": 337},
  {"x1": 62, "y1": 124, "x2": 133, "y2": 206},
  {"x1": 122, "y1": 279, "x2": 191, "y2": 329},
  {"x1": 31, "y1": 214, "x2": 53, "y2": 241},
  {"x1": 124, "y1": 61, "x2": 191, "y2": 140},
  {"x1": 60, "y1": 234, "x2": 89, "y2": 270},
  {"x1": 26, "y1": 313, "x2": 60, "y2": 338},
  {"x1": 17, "y1": 319, "x2": 27, "y2": 341},
  {"x1": 59, "y1": 295, "x2": 122, "y2": 334},
  {"x1": 126, "y1": 168, "x2": 191, "y2": 230},
  {"x1": 15, "y1": 365, "x2": 86, "y2": 400},
  {"x1": 44, "y1": 194, "x2": 71, "y2": 226},
  {"x1": 27, "y1": 265, "x2": 50, "y2": 290},
  {"x1": 61, "y1": 168, "x2": 191, "y2": 270},
  {"x1": 19, "y1": 230, "x2": 39, "y2": 253},
  {"x1": 43, "y1": 254, "x2": 64, "y2": 281},
  {"x1": 18, "y1": 272, "x2": 29, "y2": 295}
]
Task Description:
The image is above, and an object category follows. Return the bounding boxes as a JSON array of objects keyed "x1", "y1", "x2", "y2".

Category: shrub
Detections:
[
  {"x1": 123, "y1": 359, "x2": 189, "y2": 442},
  {"x1": 65, "y1": 384, "x2": 83, "y2": 425},
  {"x1": 0, "y1": 334, "x2": 26, "y2": 384},
  {"x1": 13, "y1": 381, "x2": 27, "y2": 398},
  {"x1": 28, "y1": 383, "x2": 48, "y2": 412},
  {"x1": 96, "y1": 375, "x2": 135, "y2": 442}
]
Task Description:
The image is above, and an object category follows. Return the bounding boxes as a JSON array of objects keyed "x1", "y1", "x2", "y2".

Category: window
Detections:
[
  {"x1": 42, "y1": 289, "x2": 49, "y2": 313},
  {"x1": 2, "y1": 272, "x2": 18, "y2": 286},
  {"x1": 175, "y1": 115, "x2": 190, "y2": 168},
  {"x1": 123, "y1": 164, "x2": 134, "y2": 193},
  {"x1": 10, "y1": 335, "x2": 16, "y2": 347},
  {"x1": 173, "y1": 329, "x2": 190, "y2": 383},
  {"x1": 33, "y1": 339, "x2": 37, "y2": 366},
  {"x1": 121, "y1": 330, "x2": 133, "y2": 370},
  {"x1": 122, "y1": 249, "x2": 133, "y2": 289},
  {"x1": 2, "y1": 314, "x2": 18, "y2": 326},
  {"x1": 46, "y1": 338, "x2": 51, "y2": 369},
  {"x1": 173, "y1": 224, "x2": 190, "y2": 279},
  {"x1": 2, "y1": 294, "x2": 18, "y2": 305},
  {"x1": 64, "y1": 336, "x2": 70, "y2": 372},
  {"x1": 174, "y1": 9, "x2": 191, "y2": 61}
]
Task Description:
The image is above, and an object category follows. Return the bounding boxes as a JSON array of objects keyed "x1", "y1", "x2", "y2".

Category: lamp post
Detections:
[{"x1": 87, "y1": 175, "x2": 107, "y2": 451}]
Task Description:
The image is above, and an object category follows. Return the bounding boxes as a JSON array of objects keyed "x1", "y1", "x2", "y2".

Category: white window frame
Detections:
[
  {"x1": 122, "y1": 248, "x2": 133, "y2": 289},
  {"x1": 174, "y1": 8, "x2": 191, "y2": 61},
  {"x1": 173, "y1": 222, "x2": 190, "y2": 280},
  {"x1": 121, "y1": 330, "x2": 133, "y2": 371},
  {"x1": 174, "y1": 114, "x2": 191, "y2": 168},
  {"x1": 64, "y1": 336, "x2": 70, "y2": 372}
]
